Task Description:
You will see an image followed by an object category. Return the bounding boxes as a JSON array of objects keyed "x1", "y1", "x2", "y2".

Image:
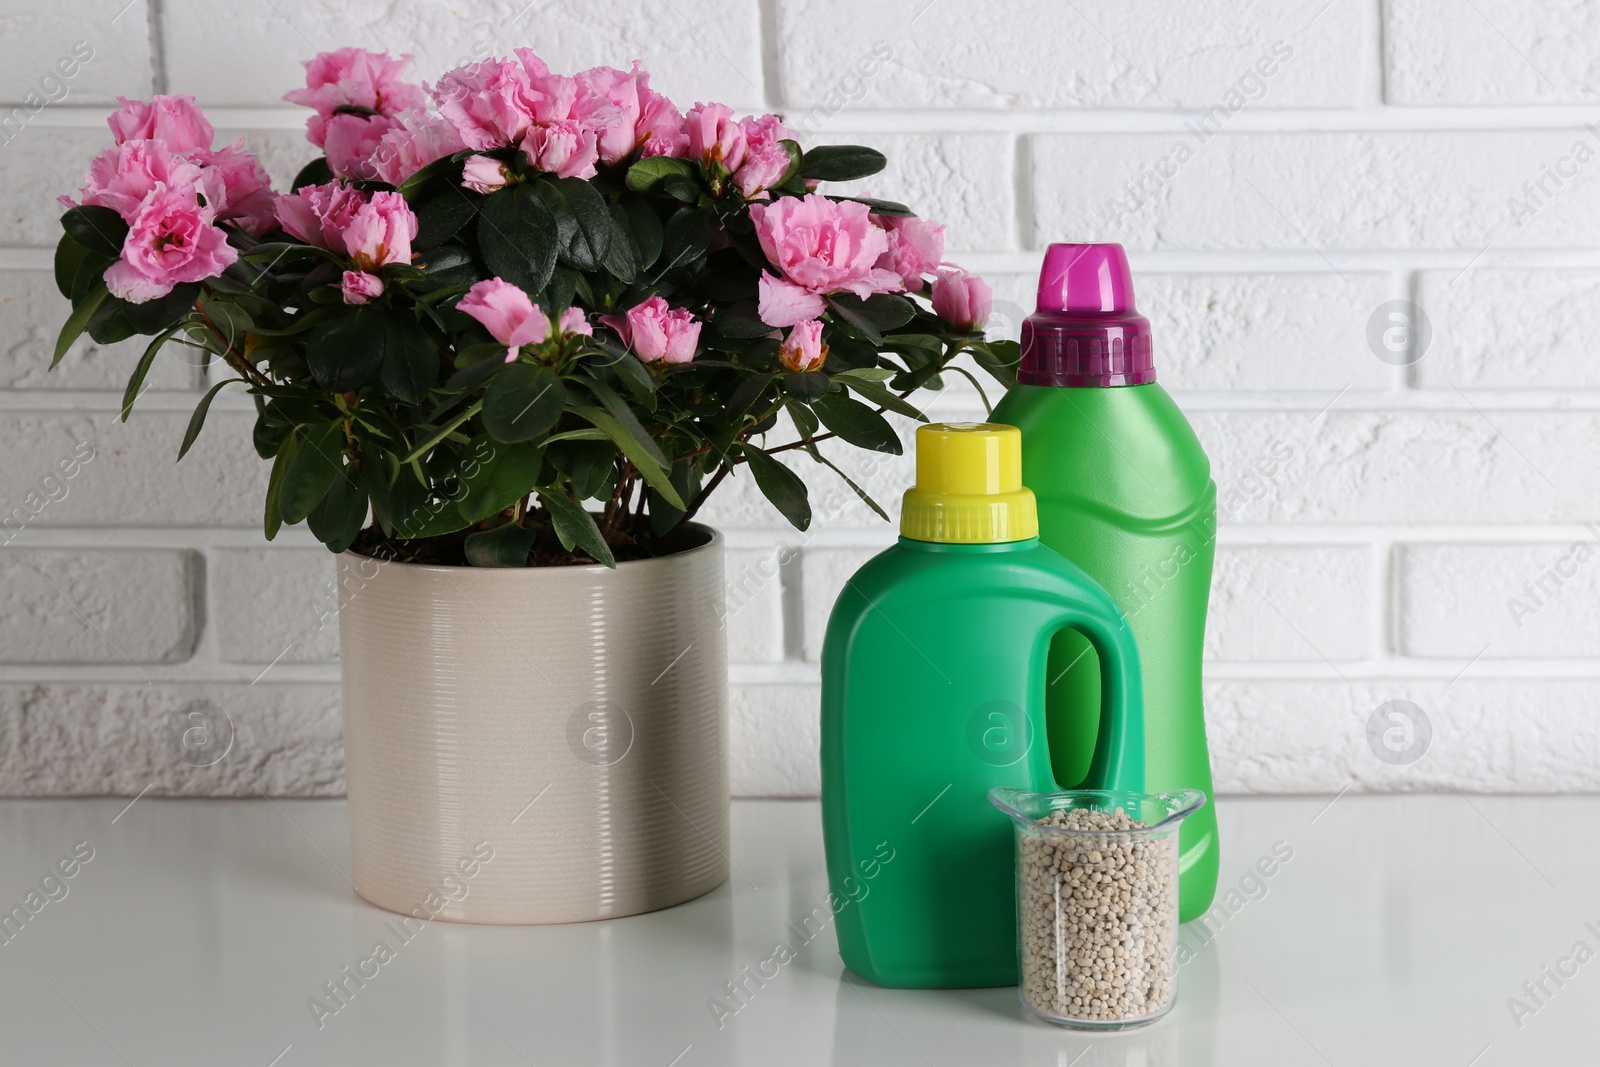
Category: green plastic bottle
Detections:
[
  {"x1": 820, "y1": 423, "x2": 1145, "y2": 989},
  {"x1": 991, "y1": 243, "x2": 1220, "y2": 922}
]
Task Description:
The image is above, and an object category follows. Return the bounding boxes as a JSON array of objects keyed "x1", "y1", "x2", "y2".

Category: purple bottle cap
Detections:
[{"x1": 1019, "y1": 243, "x2": 1155, "y2": 387}]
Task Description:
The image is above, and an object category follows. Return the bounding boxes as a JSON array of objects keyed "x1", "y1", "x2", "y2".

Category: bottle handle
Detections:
[{"x1": 1045, "y1": 601, "x2": 1144, "y2": 794}]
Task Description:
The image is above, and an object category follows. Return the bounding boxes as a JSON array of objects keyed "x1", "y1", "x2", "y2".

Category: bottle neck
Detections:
[{"x1": 896, "y1": 536, "x2": 1040, "y2": 554}]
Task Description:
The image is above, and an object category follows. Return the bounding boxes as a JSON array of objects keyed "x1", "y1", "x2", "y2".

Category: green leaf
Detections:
[
  {"x1": 742, "y1": 446, "x2": 811, "y2": 530},
  {"x1": 377, "y1": 315, "x2": 439, "y2": 404},
  {"x1": 827, "y1": 292, "x2": 915, "y2": 345},
  {"x1": 833, "y1": 196, "x2": 913, "y2": 216},
  {"x1": 800, "y1": 145, "x2": 887, "y2": 183},
  {"x1": 52, "y1": 286, "x2": 110, "y2": 368},
  {"x1": 417, "y1": 243, "x2": 480, "y2": 288},
  {"x1": 60, "y1": 205, "x2": 128, "y2": 257},
  {"x1": 458, "y1": 440, "x2": 543, "y2": 523},
  {"x1": 714, "y1": 300, "x2": 771, "y2": 339},
  {"x1": 464, "y1": 522, "x2": 537, "y2": 567},
  {"x1": 54, "y1": 236, "x2": 114, "y2": 301},
  {"x1": 397, "y1": 151, "x2": 466, "y2": 198},
  {"x1": 306, "y1": 470, "x2": 368, "y2": 553},
  {"x1": 812, "y1": 451, "x2": 890, "y2": 522},
  {"x1": 572, "y1": 404, "x2": 684, "y2": 511},
  {"x1": 278, "y1": 420, "x2": 347, "y2": 524},
  {"x1": 837, "y1": 375, "x2": 927, "y2": 421},
  {"x1": 602, "y1": 201, "x2": 639, "y2": 283},
  {"x1": 549, "y1": 438, "x2": 615, "y2": 499},
  {"x1": 124, "y1": 283, "x2": 200, "y2": 335},
  {"x1": 306, "y1": 307, "x2": 386, "y2": 391},
  {"x1": 198, "y1": 299, "x2": 253, "y2": 347},
  {"x1": 647, "y1": 459, "x2": 698, "y2": 536},
  {"x1": 783, "y1": 370, "x2": 830, "y2": 401},
  {"x1": 831, "y1": 367, "x2": 896, "y2": 384},
  {"x1": 291, "y1": 157, "x2": 335, "y2": 191},
  {"x1": 533, "y1": 176, "x2": 611, "y2": 271},
  {"x1": 121, "y1": 325, "x2": 181, "y2": 421},
  {"x1": 478, "y1": 183, "x2": 559, "y2": 295},
  {"x1": 812, "y1": 390, "x2": 903, "y2": 454},
  {"x1": 543, "y1": 264, "x2": 579, "y2": 312},
  {"x1": 543, "y1": 428, "x2": 609, "y2": 444},
  {"x1": 656, "y1": 206, "x2": 713, "y2": 278},
  {"x1": 971, "y1": 339, "x2": 1021, "y2": 388},
  {"x1": 178, "y1": 378, "x2": 244, "y2": 460},
  {"x1": 263, "y1": 430, "x2": 298, "y2": 540},
  {"x1": 540, "y1": 491, "x2": 616, "y2": 567},
  {"x1": 401, "y1": 399, "x2": 482, "y2": 464},
  {"x1": 413, "y1": 187, "x2": 481, "y2": 250},
  {"x1": 624, "y1": 199, "x2": 663, "y2": 270},
  {"x1": 482, "y1": 363, "x2": 568, "y2": 443},
  {"x1": 87, "y1": 297, "x2": 137, "y2": 346},
  {"x1": 625, "y1": 155, "x2": 697, "y2": 193}
]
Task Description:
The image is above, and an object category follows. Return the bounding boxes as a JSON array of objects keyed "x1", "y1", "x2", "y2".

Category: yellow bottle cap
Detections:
[{"x1": 900, "y1": 422, "x2": 1038, "y2": 544}]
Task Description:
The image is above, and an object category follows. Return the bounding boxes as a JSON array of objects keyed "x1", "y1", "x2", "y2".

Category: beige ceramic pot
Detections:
[{"x1": 336, "y1": 524, "x2": 729, "y2": 924}]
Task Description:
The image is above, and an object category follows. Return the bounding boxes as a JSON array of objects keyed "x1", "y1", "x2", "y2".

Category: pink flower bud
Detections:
[
  {"x1": 558, "y1": 307, "x2": 593, "y2": 336},
  {"x1": 341, "y1": 270, "x2": 385, "y2": 305},
  {"x1": 461, "y1": 154, "x2": 513, "y2": 194},
  {"x1": 600, "y1": 295, "x2": 701, "y2": 364},
  {"x1": 733, "y1": 141, "x2": 792, "y2": 199},
  {"x1": 779, "y1": 320, "x2": 828, "y2": 373},
  {"x1": 457, "y1": 278, "x2": 551, "y2": 361},
  {"x1": 685, "y1": 102, "x2": 746, "y2": 173},
  {"x1": 931, "y1": 268, "x2": 992, "y2": 333},
  {"x1": 343, "y1": 191, "x2": 418, "y2": 273}
]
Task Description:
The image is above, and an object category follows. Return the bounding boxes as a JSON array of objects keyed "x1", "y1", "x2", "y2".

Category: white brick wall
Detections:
[{"x1": 3, "y1": 0, "x2": 1598, "y2": 797}]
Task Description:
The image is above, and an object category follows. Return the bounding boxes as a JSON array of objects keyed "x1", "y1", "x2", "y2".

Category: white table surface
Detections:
[{"x1": 0, "y1": 794, "x2": 1592, "y2": 1066}]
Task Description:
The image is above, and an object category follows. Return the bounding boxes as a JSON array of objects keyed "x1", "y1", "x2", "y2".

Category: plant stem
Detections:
[{"x1": 193, "y1": 304, "x2": 271, "y2": 388}]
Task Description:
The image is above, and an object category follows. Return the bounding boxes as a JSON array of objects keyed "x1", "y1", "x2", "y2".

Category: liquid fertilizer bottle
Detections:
[
  {"x1": 992, "y1": 243, "x2": 1220, "y2": 921},
  {"x1": 821, "y1": 422, "x2": 1145, "y2": 989}
]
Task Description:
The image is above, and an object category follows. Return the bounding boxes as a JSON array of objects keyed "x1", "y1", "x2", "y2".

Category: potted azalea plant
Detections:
[{"x1": 51, "y1": 47, "x2": 1015, "y2": 924}]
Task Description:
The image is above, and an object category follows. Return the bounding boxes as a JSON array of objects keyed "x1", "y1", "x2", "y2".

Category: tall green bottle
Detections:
[
  {"x1": 992, "y1": 243, "x2": 1220, "y2": 922},
  {"x1": 821, "y1": 423, "x2": 1145, "y2": 988}
]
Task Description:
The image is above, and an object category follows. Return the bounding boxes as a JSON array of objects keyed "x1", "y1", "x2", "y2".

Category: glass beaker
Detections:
[{"x1": 989, "y1": 786, "x2": 1207, "y2": 1030}]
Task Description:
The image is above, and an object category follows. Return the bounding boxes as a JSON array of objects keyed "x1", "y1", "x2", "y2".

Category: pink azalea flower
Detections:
[
  {"x1": 575, "y1": 62, "x2": 685, "y2": 165},
  {"x1": 320, "y1": 113, "x2": 400, "y2": 181},
  {"x1": 369, "y1": 109, "x2": 467, "y2": 186},
  {"x1": 103, "y1": 185, "x2": 239, "y2": 303},
  {"x1": 457, "y1": 278, "x2": 551, "y2": 360},
  {"x1": 600, "y1": 295, "x2": 700, "y2": 364},
  {"x1": 749, "y1": 193, "x2": 900, "y2": 327},
  {"x1": 285, "y1": 49, "x2": 425, "y2": 181},
  {"x1": 429, "y1": 57, "x2": 537, "y2": 151},
  {"x1": 343, "y1": 190, "x2": 417, "y2": 272},
  {"x1": 460, "y1": 153, "x2": 513, "y2": 194},
  {"x1": 106, "y1": 95, "x2": 214, "y2": 154},
  {"x1": 341, "y1": 270, "x2": 384, "y2": 305},
  {"x1": 779, "y1": 320, "x2": 827, "y2": 372},
  {"x1": 685, "y1": 102, "x2": 745, "y2": 173},
  {"x1": 931, "y1": 268, "x2": 993, "y2": 332},
  {"x1": 874, "y1": 214, "x2": 945, "y2": 293},
  {"x1": 192, "y1": 140, "x2": 276, "y2": 235},
  {"x1": 521, "y1": 119, "x2": 598, "y2": 179},
  {"x1": 558, "y1": 307, "x2": 593, "y2": 336},
  {"x1": 284, "y1": 48, "x2": 425, "y2": 140},
  {"x1": 742, "y1": 113, "x2": 797, "y2": 152},
  {"x1": 71, "y1": 139, "x2": 210, "y2": 220},
  {"x1": 273, "y1": 181, "x2": 368, "y2": 251}
]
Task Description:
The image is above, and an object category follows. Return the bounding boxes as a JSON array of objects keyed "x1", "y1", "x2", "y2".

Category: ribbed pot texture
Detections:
[{"x1": 336, "y1": 525, "x2": 729, "y2": 924}]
